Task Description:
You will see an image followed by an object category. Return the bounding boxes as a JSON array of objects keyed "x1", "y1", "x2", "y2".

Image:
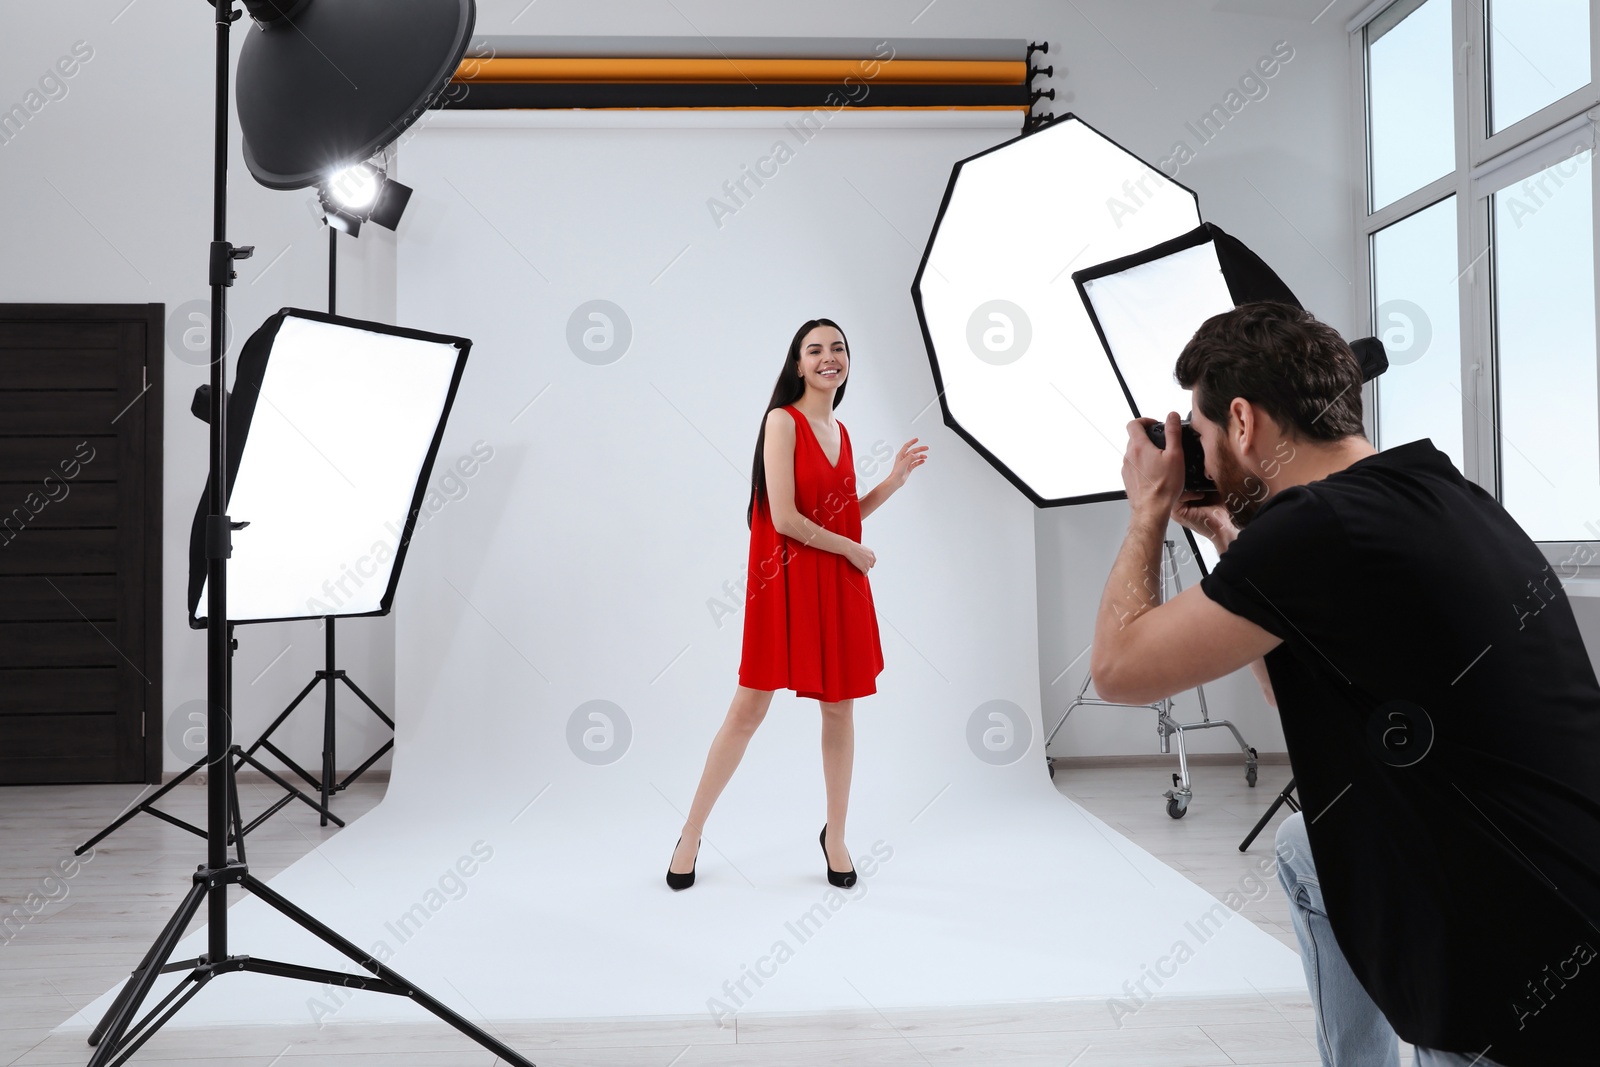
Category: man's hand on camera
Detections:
[
  {"x1": 1172, "y1": 490, "x2": 1241, "y2": 553},
  {"x1": 1122, "y1": 411, "x2": 1186, "y2": 527}
]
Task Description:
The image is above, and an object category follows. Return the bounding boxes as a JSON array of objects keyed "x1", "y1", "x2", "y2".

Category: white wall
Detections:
[
  {"x1": 1, "y1": 3, "x2": 396, "y2": 779},
  {"x1": 4, "y1": 0, "x2": 1484, "y2": 773}
]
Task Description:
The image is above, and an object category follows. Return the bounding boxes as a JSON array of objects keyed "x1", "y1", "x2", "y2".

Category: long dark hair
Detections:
[{"x1": 747, "y1": 318, "x2": 850, "y2": 529}]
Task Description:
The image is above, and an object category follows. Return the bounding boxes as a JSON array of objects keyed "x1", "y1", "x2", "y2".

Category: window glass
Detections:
[
  {"x1": 1372, "y1": 196, "x2": 1465, "y2": 467},
  {"x1": 1369, "y1": 0, "x2": 1457, "y2": 210},
  {"x1": 1486, "y1": 0, "x2": 1591, "y2": 134},
  {"x1": 1492, "y1": 148, "x2": 1598, "y2": 541}
]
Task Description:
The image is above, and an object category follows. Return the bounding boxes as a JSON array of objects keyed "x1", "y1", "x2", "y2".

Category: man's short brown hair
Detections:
[{"x1": 1173, "y1": 301, "x2": 1366, "y2": 442}]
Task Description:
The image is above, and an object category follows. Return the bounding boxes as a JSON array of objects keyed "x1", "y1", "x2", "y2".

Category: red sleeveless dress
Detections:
[{"x1": 738, "y1": 404, "x2": 884, "y2": 701}]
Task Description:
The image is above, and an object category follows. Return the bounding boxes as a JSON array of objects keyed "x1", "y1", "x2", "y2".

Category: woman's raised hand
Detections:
[{"x1": 890, "y1": 438, "x2": 928, "y2": 489}]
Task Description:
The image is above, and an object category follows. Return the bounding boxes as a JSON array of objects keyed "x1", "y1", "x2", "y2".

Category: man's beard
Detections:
[{"x1": 1212, "y1": 444, "x2": 1267, "y2": 529}]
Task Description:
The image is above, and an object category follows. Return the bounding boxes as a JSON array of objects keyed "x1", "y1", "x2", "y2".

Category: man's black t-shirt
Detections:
[{"x1": 1199, "y1": 438, "x2": 1600, "y2": 1065}]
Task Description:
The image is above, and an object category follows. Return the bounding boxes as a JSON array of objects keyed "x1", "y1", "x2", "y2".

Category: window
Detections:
[
  {"x1": 1353, "y1": 0, "x2": 1600, "y2": 568},
  {"x1": 1492, "y1": 149, "x2": 1597, "y2": 540},
  {"x1": 1371, "y1": 196, "x2": 1466, "y2": 467},
  {"x1": 1368, "y1": 0, "x2": 1457, "y2": 210},
  {"x1": 1486, "y1": 0, "x2": 1591, "y2": 133}
]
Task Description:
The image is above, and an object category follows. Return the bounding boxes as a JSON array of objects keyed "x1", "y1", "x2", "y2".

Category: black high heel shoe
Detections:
[
  {"x1": 819, "y1": 824, "x2": 857, "y2": 888},
  {"x1": 666, "y1": 834, "x2": 699, "y2": 891}
]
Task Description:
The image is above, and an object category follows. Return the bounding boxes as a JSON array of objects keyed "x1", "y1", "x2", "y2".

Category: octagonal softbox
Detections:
[{"x1": 912, "y1": 113, "x2": 1202, "y2": 506}]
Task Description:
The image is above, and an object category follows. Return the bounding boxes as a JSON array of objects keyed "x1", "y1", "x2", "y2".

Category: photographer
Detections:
[{"x1": 1089, "y1": 301, "x2": 1600, "y2": 1066}]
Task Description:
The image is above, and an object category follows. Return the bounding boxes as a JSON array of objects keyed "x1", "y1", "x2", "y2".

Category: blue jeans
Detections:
[{"x1": 1273, "y1": 811, "x2": 1507, "y2": 1067}]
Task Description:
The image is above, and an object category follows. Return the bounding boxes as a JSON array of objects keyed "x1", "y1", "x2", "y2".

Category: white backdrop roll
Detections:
[{"x1": 65, "y1": 112, "x2": 1303, "y2": 1032}]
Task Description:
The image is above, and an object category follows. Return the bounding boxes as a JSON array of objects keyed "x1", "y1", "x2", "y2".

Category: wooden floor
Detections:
[{"x1": 0, "y1": 761, "x2": 1432, "y2": 1066}]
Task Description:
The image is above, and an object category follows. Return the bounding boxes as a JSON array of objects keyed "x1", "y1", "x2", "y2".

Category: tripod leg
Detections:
[
  {"x1": 238, "y1": 790, "x2": 297, "y2": 838},
  {"x1": 1173, "y1": 721, "x2": 1192, "y2": 793},
  {"x1": 233, "y1": 750, "x2": 344, "y2": 827},
  {"x1": 236, "y1": 674, "x2": 321, "y2": 765},
  {"x1": 227, "y1": 750, "x2": 247, "y2": 863},
  {"x1": 100, "y1": 973, "x2": 210, "y2": 1067},
  {"x1": 321, "y1": 618, "x2": 336, "y2": 827},
  {"x1": 99, "y1": 968, "x2": 206, "y2": 1067},
  {"x1": 1044, "y1": 671, "x2": 1095, "y2": 748},
  {"x1": 257, "y1": 738, "x2": 327, "y2": 794},
  {"x1": 333, "y1": 673, "x2": 395, "y2": 792},
  {"x1": 1044, "y1": 698, "x2": 1081, "y2": 748},
  {"x1": 241, "y1": 873, "x2": 537, "y2": 1067},
  {"x1": 76, "y1": 758, "x2": 205, "y2": 856},
  {"x1": 1239, "y1": 777, "x2": 1299, "y2": 852},
  {"x1": 1204, "y1": 707, "x2": 1254, "y2": 757},
  {"x1": 336, "y1": 738, "x2": 393, "y2": 793},
  {"x1": 339, "y1": 673, "x2": 395, "y2": 729},
  {"x1": 86, "y1": 878, "x2": 208, "y2": 1057}
]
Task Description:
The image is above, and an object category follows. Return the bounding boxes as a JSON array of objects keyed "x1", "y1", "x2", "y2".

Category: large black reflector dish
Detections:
[
  {"x1": 236, "y1": 0, "x2": 476, "y2": 190},
  {"x1": 912, "y1": 114, "x2": 1201, "y2": 506},
  {"x1": 1074, "y1": 221, "x2": 1301, "y2": 426},
  {"x1": 187, "y1": 309, "x2": 471, "y2": 626}
]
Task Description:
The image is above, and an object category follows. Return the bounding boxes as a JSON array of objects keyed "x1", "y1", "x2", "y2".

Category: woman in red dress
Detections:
[{"x1": 666, "y1": 318, "x2": 927, "y2": 890}]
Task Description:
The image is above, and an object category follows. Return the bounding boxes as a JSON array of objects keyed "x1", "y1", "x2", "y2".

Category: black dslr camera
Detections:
[{"x1": 1144, "y1": 420, "x2": 1214, "y2": 493}]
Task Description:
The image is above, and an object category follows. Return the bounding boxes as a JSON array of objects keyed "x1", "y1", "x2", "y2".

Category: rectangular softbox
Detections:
[{"x1": 187, "y1": 308, "x2": 471, "y2": 627}]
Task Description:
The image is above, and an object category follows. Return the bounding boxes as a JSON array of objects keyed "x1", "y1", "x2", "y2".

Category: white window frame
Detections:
[{"x1": 1348, "y1": 0, "x2": 1600, "y2": 580}]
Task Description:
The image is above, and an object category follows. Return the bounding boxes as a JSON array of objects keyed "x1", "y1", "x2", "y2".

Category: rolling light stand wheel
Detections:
[
  {"x1": 1046, "y1": 756, "x2": 1056, "y2": 779},
  {"x1": 1163, "y1": 772, "x2": 1191, "y2": 819},
  {"x1": 1246, "y1": 747, "x2": 1259, "y2": 788}
]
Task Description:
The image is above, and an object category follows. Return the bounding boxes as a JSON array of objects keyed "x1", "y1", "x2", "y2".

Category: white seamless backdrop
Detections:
[{"x1": 62, "y1": 111, "x2": 1305, "y2": 1031}]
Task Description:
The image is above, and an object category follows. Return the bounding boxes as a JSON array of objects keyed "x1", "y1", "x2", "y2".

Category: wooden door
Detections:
[{"x1": 0, "y1": 304, "x2": 162, "y2": 784}]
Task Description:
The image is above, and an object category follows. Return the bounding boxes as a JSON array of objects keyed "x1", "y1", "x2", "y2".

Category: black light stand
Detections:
[
  {"x1": 237, "y1": 610, "x2": 395, "y2": 829},
  {"x1": 1239, "y1": 777, "x2": 1300, "y2": 853},
  {"x1": 81, "y1": 5, "x2": 535, "y2": 1064}
]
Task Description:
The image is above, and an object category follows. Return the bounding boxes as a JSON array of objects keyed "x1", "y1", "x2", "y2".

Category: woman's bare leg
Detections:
[
  {"x1": 820, "y1": 697, "x2": 854, "y2": 871},
  {"x1": 670, "y1": 684, "x2": 775, "y2": 874}
]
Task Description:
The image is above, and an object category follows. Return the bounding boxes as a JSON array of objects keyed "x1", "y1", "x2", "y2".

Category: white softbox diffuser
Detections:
[
  {"x1": 911, "y1": 114, "x2": 1202, "y2": 506},
  {"x1": 189, "y1": 309, "x2": 471, "y2": 626},
  {"x1": 1080, "y1": 239, "x2": 1233, "y2": 425},
  {"x1": 1073, "y1": 221, "x2": 1302, "y2": 426}
]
